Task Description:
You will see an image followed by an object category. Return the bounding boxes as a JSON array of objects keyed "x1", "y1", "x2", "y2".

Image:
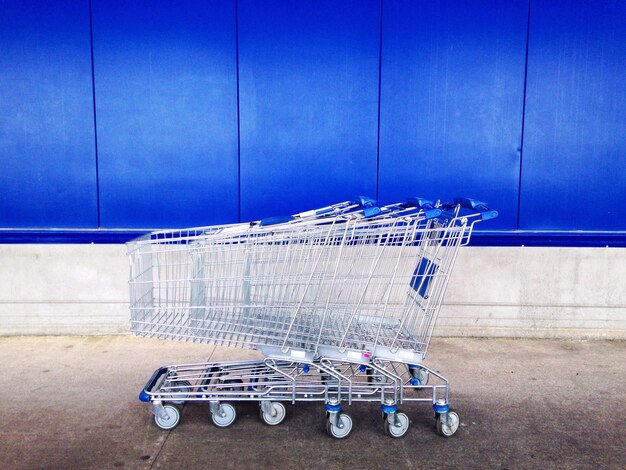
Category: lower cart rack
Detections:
[{"x1": 139, "y1": 357, "x2": 459, "y2": 439}]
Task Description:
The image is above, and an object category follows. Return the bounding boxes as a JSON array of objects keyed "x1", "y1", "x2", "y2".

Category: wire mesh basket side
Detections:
[{"x1": 128, "y1": 211, "x2": 469, "y2": 358}]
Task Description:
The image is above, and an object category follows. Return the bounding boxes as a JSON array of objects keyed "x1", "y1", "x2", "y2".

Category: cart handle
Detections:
[
  {"x1": 352, "y1": 195, "x2": 377, "y2": 208},
  {"x1": 404, "y1": 197, "x2": 443, "y2": 219},
  {"x1": 139, "y1": 366, "x2": 168, "y2": 402},
  {"x1": 259, "y1": 215, "x2": 295, "y2": 227},
  {"x1": 453, "y1": 197, "x2": 498, "y2": 220},
  {"x1": 353, "y1": 195, "x2": 381, "y2": 217},
  {"x1": 261, "y1": 195, "x2": 380, "y2": 226}
]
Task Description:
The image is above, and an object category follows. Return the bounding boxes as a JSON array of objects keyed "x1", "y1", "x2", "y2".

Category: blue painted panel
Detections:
[
  {"x1": 520, "y1": 0, "x2": 626, "y2": 230},
  {"x1": 92, "y1": 0, "x2": 238, "y2": 228},
  {"x1": 0, "y1": 0, "x2": 97, "y2": 228},
  {"x1": 238, "y1": 0, "x2": 380, "y2": 220},
  {"x1": 2, "y1": 229, "x2": 625, "y2": 247},
  {"x1": 378, "y1": 0, "x2": 528, "y2": 229}
]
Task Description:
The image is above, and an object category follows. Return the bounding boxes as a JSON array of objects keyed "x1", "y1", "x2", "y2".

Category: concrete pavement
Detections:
[{"x1": 0, "y1": 336, "x2": 624, "y2": 469}]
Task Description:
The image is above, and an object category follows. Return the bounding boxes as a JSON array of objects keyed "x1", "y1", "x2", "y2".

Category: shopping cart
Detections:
[{"x1": 128, "y1": 197, "x2": 497, "y2": 438}]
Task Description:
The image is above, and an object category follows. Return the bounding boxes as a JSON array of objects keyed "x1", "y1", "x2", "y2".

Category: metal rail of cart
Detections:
[{"x1": 129, "y1": 197, "x2": 497, "y2": 438}]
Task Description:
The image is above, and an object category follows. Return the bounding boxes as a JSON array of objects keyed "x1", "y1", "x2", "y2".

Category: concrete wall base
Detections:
[{"x1": 1, "y1": 245, "x2": 624, "y2": 339}]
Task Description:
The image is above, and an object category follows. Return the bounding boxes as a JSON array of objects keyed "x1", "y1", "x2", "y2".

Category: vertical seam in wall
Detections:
[
  {"x1": 88, "y1": 0, "x2": 101, "y2": 227},
  {"x1": 375, "y1": 0, "x2": 383, "y2": 201},
  {"x1": 235, "y1": 0, "x2": 242, "y2": 223},
  {"x1": 517, "y1": 0, "x2": 532, "y2": 230}
]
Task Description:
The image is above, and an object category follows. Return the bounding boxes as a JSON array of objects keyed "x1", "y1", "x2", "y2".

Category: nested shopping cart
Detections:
[{"x1": 128, "y1": 196, "x2": 497, "y2": 438}]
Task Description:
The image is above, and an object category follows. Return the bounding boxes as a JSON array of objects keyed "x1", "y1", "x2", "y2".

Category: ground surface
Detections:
[{"x1": 0, "y1": 336, "x2": 624, "y2": 469}]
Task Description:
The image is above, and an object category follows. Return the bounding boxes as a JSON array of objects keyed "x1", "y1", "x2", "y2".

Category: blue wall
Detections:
[
  {"x1": 1, "y1": 0, "x2": 624, "y2": 245},
  {"x1": 0, "y1": 1, "x2": 97, "y2": 228},
  {"x1": 379, "y1": 0, "x2": 528, "y2": 231},
  {"x1": 238, "y1": 0, "x2": 380, "y2": 221}
]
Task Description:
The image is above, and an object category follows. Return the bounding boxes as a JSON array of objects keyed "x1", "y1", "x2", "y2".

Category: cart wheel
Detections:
[
  {"x1": 326, "y1": 413, "x2": 353, "y2": 439},
  {"x1": 169, "y1": 380, "x2": 192, "y2": 405},
  {"x1": 409, "y1": 366, "x2": 429, "y2": 386},
  {"x1": 154, "y1": 404, "x2": 181, "y2": 430},
  {"x1": 211, "y1": 403, "x2": 236, "y2": 428},
  {"x1": 436, "y1": 409, "x2": 460, "y2": 437},
  {"x1": 259, "y1": 402, "x2": 286, "y2": 426},
  {"x1": 384, "y1": 412, "x2": 410, "y2": 438}
]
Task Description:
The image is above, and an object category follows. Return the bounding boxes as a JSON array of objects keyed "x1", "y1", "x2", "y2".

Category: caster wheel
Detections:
[
  {"x1": 260, "y1": 402, "x2": 286, "y2": 426},
  {"x1": 384, "y1": 412, "x2": 410, "y2": 438},
  {"x1": 154, "y1": 404, "x2": 181, "y2": 430},
  {"x1": 326, "y1": 413, "x2": 353, "y2": 439},
  {"x1": 211, "y1": 403, "x2": 236, "y2": 428},
  {"x1": 409, "y1": 366, "x2": 429, "y2": 386},
  {"x1": 169, "y1": 380, "x2": 192, "y2": 405},
  {"x1": 436, "y1": 409, "x2": 460, "y2": 437}
]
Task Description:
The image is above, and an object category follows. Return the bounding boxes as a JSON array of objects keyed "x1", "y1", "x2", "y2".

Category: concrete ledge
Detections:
[{"x1": 1, "y1": 244, "x2": 624, "y2": 338}]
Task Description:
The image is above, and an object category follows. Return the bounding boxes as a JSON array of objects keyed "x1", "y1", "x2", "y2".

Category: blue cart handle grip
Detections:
[
  {"x1": 453, "y1": 197, "x2": 498, "y2": 221},
  {"x1": 139, "y1": 366, "x2": 168, "y2": 402},
  {"x1": 259, "y1": 215, "x2": 295, "y2": 227},
  {"x1": 352, "y1": 195, "x2": 377, "y2": 208},
  {"x1": 260, "y1": 196, "x2": 379, "y2": 226},
  {"x1": 352, "y1": 195, "x2": 381, "y2": 217},
  {"x1": 404, "y1": 197, "x2": 443, "y2": 219}
]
